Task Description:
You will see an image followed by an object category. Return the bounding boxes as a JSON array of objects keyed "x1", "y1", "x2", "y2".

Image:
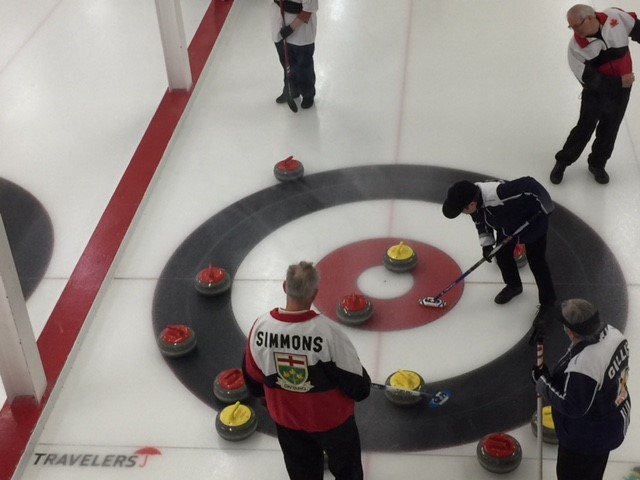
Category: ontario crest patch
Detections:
[{"x1": 274, "y1": 352, "x2": 314, "y2": 392}]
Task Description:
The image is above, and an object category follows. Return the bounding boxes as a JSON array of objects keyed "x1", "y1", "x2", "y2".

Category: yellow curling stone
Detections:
[
  {"x1": 383, "y1": 241, "x2": 418, "y2": 272},
  {"x1": 384, "y1": 370, "x2": 425, "y2": 406},
  {"x1": 215, "y1": 401, "x2": 258, "y2": 441},
  {"x1": 531, "y1": 405, "x2": 558, "y2": 444}
]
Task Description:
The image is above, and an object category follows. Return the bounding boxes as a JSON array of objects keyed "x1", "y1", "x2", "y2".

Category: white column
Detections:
[
  {"x1": 0, "y1": 215, "x2": 47, "y2": 403},
  {"x1": 155, "y1": 0, "x2": 193, "y2": 91}
]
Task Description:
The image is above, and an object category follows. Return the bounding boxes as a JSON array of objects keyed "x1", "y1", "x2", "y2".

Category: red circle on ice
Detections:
[{"x1": 314, "y1": 238, "x2": 463, "y2": 331}]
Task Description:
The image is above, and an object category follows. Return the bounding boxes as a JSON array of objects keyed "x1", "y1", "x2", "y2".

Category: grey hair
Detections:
[
  {"x1": 561, "y1": 298, "x2": 602, "y2": 338},
  {"x1": 567, "y1": 4, "x2": 595, "y2": 22},
  {"x1": 285, "y1": 261, "x2": 320, "y2": 300}
]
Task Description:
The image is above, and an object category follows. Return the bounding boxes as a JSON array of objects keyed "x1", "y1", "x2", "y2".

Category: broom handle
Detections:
[
  {"x1": 433, "y1": 212, "x2": 541, "y2": 302},
  {"x1": 536, "y1": 341, "x2": 544, "y2": 480}
]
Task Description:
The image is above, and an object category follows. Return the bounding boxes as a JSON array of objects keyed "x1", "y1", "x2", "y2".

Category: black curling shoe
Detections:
[
  {"x1": 494, "y1": 285, "x2": 523, "y2": 304},
  {"x1": 588, "y1": 165, "x2": 609, "y2": 184}
]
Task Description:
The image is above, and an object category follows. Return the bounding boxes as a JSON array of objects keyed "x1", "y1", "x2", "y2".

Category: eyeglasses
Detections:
[{"x1": 568, "y1": 16, "x2": 589, "y2": 30}]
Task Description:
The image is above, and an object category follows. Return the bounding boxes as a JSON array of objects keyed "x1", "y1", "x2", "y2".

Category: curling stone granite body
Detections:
[
  {"x1": 214, "y1": 368, "x2": 249, "y2": 404},
  {"x1": 274, "y1": 156, "x2": 304, "y2": 181},
  {"x1": 336, "y1": 293, "x2": 373, "y2": 326},
  {"x1": 476, "y1": 433, "x2": 522, "y2": 473},
  {"x1": 383, "y1": 241, "x2": 418, "y2": 272},
  {"x1": 194, "y1": 266, "x2": 231, "y2": 296},
  {"x1": 157, "y1": 325, "x2": 197, "y2": 357},
  {"x1": 531, "y1": 405, "x2": 559, "y2": 444},
  {"x1": 384, "y1": 370, "x2": 425, "y2": 406},
  {"x1": 215, "y1": 401, "x2": 258, "y2": 441}
]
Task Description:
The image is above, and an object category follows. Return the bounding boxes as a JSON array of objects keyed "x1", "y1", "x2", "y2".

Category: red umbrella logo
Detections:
[{"x1": 134, "y1": 447, "x2": 162, "y2": 467}]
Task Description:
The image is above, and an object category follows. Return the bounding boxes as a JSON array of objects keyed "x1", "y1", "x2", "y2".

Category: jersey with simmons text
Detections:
[{"x1": 243, "y1": 308, "x2": 370, "y2": 432}]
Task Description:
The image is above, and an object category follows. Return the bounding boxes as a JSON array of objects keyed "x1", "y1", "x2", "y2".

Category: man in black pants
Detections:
[
  {"x1": 271, "y1": 0, "x2": 318, "y2": 109},
  {"x1": 532, "y1": 299, "x2": 631, "y2": 480},
  {"x1": 442, "y1": 177, "x2": 557, "y2": 325},
  {"x1": 551, "y1": 4, "x2": 639, "y2": 185},
  {"x1": 243, "y1": 261, "x2": 370, "y2": 480}
]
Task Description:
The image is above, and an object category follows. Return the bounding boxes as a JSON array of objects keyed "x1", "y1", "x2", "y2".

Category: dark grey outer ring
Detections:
[{"x1": 152, "y1": 164, "x2": 627, "y2": 451}]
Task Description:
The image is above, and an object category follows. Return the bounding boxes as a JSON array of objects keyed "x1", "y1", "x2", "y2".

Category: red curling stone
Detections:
[
  {"x1": 476, "y1": 433, "x2": 522, "y2": 473},
  {"x1": 336, "y1": 293, "x2": 374, "y2": 326},
  {"x1": 194, "y1": 265, "x2": 231, "y2": 296},
  {"x1": 513, "y1": 244, "x2": 527, "y2": 268},
  {"x1": 274, "y1": 156, "x2": 304, "y2": 182},
  {"x1": 214, "y1": 368, "x2": 249, "y2": 404},
  {"x1": 157, "y1": 325, "x2": 197, "y2": 357}
]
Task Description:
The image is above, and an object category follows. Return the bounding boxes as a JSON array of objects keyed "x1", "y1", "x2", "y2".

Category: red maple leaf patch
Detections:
[{"x1": 610, "y1": 18, "x2": 619, "y2": 27}]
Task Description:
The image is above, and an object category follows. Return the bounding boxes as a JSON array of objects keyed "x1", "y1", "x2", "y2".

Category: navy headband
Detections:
[{"x1": 558, "y1": 310, "x2": 601, "y2": 336}]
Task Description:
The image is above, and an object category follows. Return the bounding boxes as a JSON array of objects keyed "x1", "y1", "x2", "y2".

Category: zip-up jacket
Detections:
[
  {"x1": 537, "y1": 325, "x2": 631, "y2": 454},
  {"x1": 470, "y1": 176, "x2": 554, "y2": 247},
  {"x1": 243, "y1": 308, "x2": 370, "y2": 432},
  {"x1": 569, "y1": 8, "x2": 640, "y2": 92}
]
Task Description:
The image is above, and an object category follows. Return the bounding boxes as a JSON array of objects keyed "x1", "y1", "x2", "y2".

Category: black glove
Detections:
[
  {"x1": 482, "y1": 245, "x2": 494, "y2": 263},
  {"x1": 280, "y1": 25, "x2": 294, "y2": 39},
  {"x1": 531, "y1": 364, "x2": 550, "y2": 384}
]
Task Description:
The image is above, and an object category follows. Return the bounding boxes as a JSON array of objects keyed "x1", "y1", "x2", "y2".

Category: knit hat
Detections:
[{"x1": 442, "y1": 181, "x2": 479, "y2": 219}]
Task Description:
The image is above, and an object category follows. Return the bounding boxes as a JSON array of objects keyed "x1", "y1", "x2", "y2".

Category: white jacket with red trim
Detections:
[
  {"x1": 568, "y1": 8, "x2": 640, "y2": 91},
  {"x1": 243, "y1": 308, "x2": 370, "y2": 432}
]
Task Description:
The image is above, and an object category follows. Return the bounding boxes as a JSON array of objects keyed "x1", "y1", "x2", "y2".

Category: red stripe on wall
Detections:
[{"x1": 0, "y1": 2, "x2": 233, "y2": 478}]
